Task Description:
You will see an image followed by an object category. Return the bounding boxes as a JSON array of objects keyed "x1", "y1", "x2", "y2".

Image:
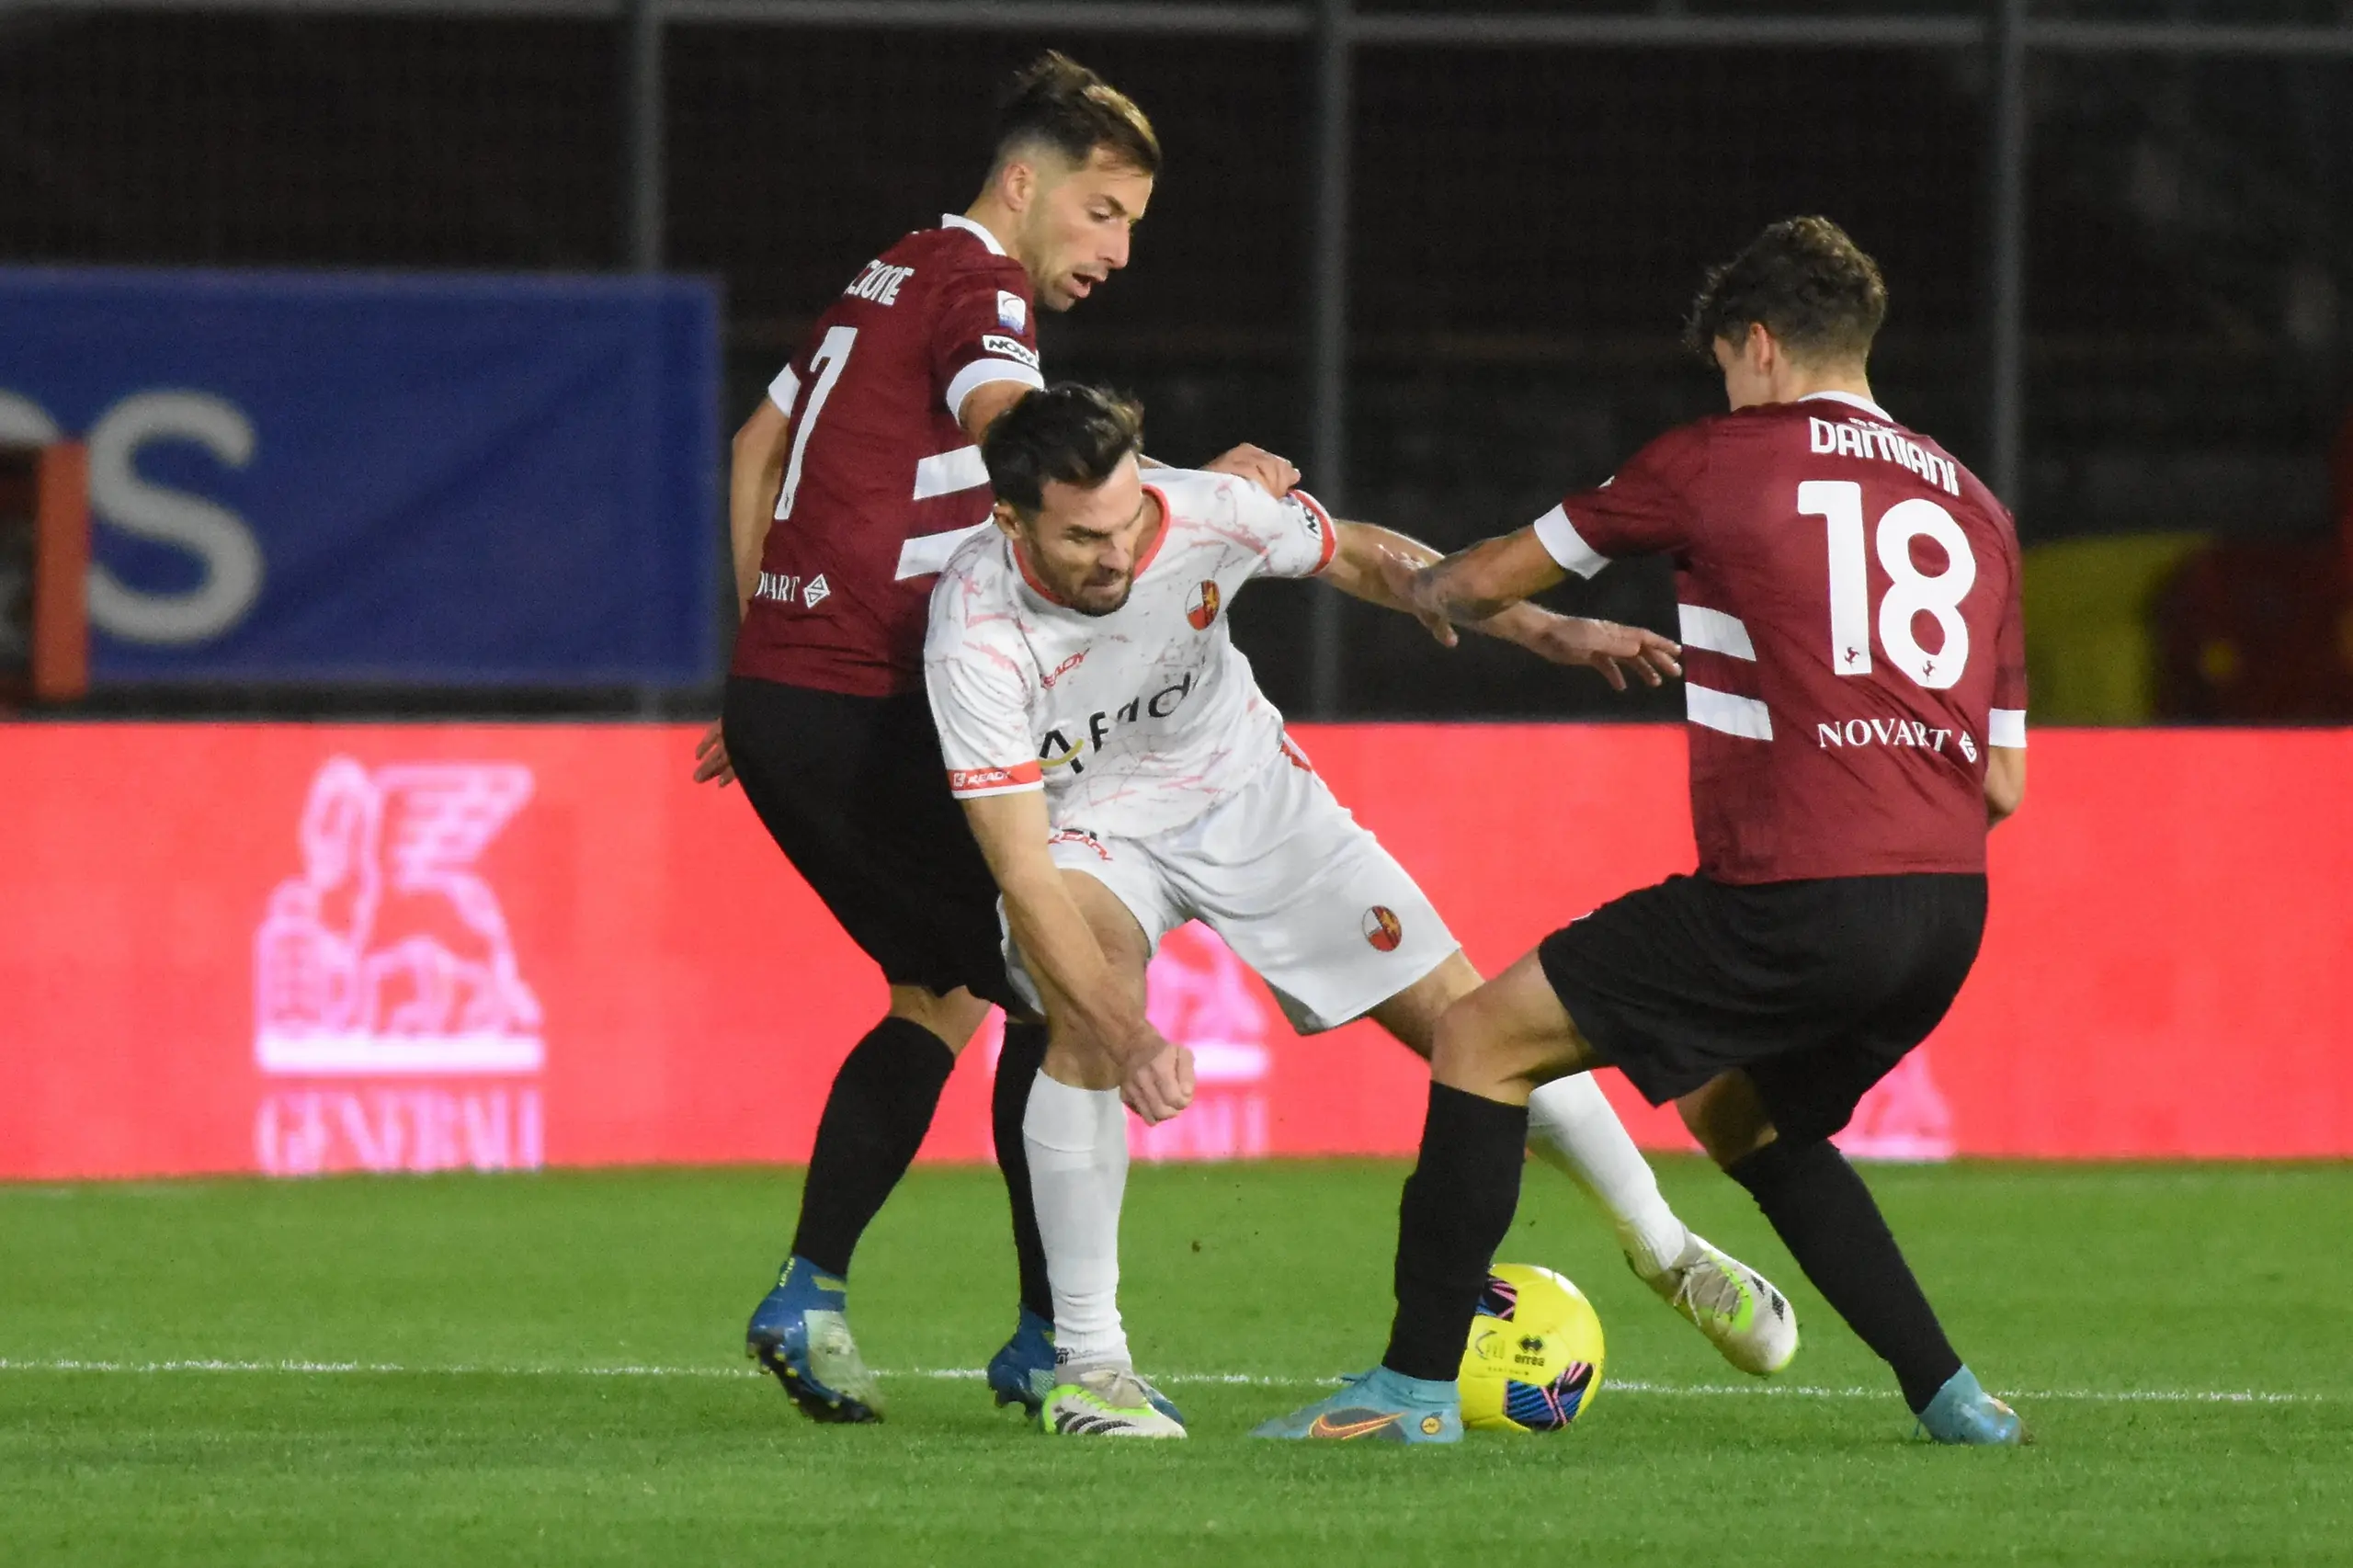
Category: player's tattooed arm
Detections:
[
  {"x1": 1390, "y1": 528, "x2": 1565, "y2": 624},
  {"x1": 1324, "y1": 522, "x2": 1680, "y2": 688}
]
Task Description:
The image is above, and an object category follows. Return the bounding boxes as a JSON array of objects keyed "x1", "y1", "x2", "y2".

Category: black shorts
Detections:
[
  {"x1": 722, "y1": 675, "x2": 1015, "y2": 1008},
  {"x1": 1538, "y1": 871, "x2": 1987, "y2": 1145}
]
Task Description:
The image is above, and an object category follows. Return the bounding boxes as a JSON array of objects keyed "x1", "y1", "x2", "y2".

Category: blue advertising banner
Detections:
[{"x1": 0, "y1": 268, "x2": 719, "y2": 684}]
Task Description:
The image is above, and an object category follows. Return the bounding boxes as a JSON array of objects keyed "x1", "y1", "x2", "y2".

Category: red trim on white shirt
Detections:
[
  {"x1": 948, "y1": 761, "x2": 1043, "y2": 797},
  {"x1": 1291, "y1": 488, "x2": 1338, "y2": 575},
  {"x1": 1135, "y1": 484, "x2": 1173, "y2": 576}
]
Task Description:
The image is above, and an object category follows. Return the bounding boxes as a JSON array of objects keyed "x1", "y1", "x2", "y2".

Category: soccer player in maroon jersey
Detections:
[
  {"x1": 1258, "y1": 217, "x2": 2031, "y2": 1445},
  {"x1": 690, "y1": 54, "x2": 1294, "y2": 1425}
]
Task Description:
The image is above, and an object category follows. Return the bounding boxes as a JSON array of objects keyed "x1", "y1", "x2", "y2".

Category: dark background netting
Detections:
[{"x1": 1, "y1": 9, "x2": 2346, "y2": 716}]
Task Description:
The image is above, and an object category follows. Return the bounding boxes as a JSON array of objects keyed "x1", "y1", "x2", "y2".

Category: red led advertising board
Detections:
[{"x1": 2, "y1": 722, "x2": 2346, "y2": 1180}]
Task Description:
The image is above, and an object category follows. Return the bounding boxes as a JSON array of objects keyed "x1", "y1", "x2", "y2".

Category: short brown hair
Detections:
[
  {"x1": 1682, "y1": 216, "x2": 1888, "y2": 365},
  {"x1": 982, "y1": 383, "x2": 1146, "y2": 514},
  {"x1": 992, "y1": 51, "x2": 1161, "y2": 177}
]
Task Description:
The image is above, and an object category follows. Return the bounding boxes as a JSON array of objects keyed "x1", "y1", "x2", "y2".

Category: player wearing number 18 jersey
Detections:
[{"x1": 1260, "y1": 217, "x2": 2030, "y2": 1447}]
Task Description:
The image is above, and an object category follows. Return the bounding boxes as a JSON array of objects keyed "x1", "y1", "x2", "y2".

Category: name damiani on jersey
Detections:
[{"x1": 1038, "y1": 671, "x2": 1200, "y2": 774}]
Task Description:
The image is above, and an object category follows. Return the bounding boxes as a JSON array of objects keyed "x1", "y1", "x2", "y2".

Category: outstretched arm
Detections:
[
  {"x1": 1325, "y1": 520, "x2": 1681, "y2": 691},
  {"x1": 1396, "y1": 526, "x2": 1572, "y2": 624}
]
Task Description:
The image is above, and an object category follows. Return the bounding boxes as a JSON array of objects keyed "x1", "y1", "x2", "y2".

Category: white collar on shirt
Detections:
[
  {"x1": 939, "y1": 211, "x2": 1008, "y2": 257},
  {"x1": 1799, "y1": 389, "x2": 1893, "y2": 421}
]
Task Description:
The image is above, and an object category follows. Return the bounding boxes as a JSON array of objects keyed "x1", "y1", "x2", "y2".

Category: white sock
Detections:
[
  {"x1": 1525, "y1": 1075, "x2": 1690, "y2": 1278},
  {"x1": 1021, "y1": 1071, "x2": 1131, "y2": 1369}
]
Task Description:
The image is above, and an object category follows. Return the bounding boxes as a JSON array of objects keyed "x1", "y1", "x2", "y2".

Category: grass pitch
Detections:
[{"x1": 5, "y1": 1159, "x2": 2348, "y2": 1566}]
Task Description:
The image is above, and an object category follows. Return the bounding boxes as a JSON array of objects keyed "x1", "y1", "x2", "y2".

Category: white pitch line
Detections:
[{"x1": 0, "y1": 1358, "x2": 2331, "y2": 1404}]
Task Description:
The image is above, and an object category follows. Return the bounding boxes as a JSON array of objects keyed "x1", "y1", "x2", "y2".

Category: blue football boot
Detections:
[
  {"x1": 984, "y1": 1305, "x2": 1056, "y2": 1415},
  {"x1": 744, "y1": 1256, "x2": 882, "y2": 1424},
  {"x1": 1249, "y1": 1367, "x2": 1462, "y2": 1443},
  {"x1": 1915, "y1": 1366, "x2": 2026, "y2": 1446},
  {"x1": 984, "y1": 1308, "x2": 1188, "y2": 1426}
]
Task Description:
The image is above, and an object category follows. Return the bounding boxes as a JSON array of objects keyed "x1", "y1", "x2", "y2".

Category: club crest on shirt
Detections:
[
  {"x1": 1187, "y1": 580, "x2": 1222, "y2": 631},
  {"x1": 1362, "y1": 905, "x2": 1403, "y2": 952}
]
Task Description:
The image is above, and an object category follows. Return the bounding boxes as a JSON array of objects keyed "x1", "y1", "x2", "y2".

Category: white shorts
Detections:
[{"x1": 1003, "y1": 747, "x2": 1460, "y2": 1034}]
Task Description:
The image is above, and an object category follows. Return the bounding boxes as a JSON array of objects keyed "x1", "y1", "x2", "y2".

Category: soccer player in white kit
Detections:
[{"x1": 926, "y1": 384, "x2": 1801, "y2": 1437}]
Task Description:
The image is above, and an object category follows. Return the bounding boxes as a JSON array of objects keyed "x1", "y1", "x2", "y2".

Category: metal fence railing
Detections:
[{"x1": 3, "y1": 1, "x2": 2347, "y2": 719}]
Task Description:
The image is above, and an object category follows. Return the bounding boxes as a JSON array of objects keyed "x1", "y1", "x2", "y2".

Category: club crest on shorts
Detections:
[
  {"x1": 1187, "y1": 580, "x2": 1222, "y2": 631},
  {"x1": 1362, "y1": 904, "x2": 1403, "y2": 952}
]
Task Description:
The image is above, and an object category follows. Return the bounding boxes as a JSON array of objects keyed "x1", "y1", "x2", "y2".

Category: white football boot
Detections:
[
  {"x1": 1640, "y1": 1233, "x2": 1800, "y2": 1376},
  {"x1": 1039, "y1": 1364, "x2": 1188, "y2": 1438}
]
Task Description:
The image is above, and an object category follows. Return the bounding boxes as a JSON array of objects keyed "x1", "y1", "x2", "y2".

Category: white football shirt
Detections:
[{"x1": 925, "y1": 468, "x2": 1337, "y2": 839}]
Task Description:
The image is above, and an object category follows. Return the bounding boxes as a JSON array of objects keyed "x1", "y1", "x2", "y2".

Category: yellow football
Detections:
[{"x1": 1458, "y1": 1262, "x2": 1606, "y2": 1432}]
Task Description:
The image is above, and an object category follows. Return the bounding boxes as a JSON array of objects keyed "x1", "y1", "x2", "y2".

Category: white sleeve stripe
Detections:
[
  {"x1": 1988, "y1": 708, "x2": 2028, "y2": 748},
  {"x1": 1685, "y1": 681, "x2": 1774, "y2": 741},
  {"x1": 1532, "y1": 504, "x2": 1608, "y2": 579},
  {"x1": 945, "y1": 358, "x2": 1045, "y2": 424},
  {"x1": 1677, "y1": 604, "x2": 1756, "y2": 661},
  {"x1": 912, "y1": 445, "x2": 989, "y2": 501},
  {"x1": 896, "y1": 520, "x2": 993, "y2": 581},
  {"x1": 767, "y1": 364, "x2": 801, "y2": 418}
]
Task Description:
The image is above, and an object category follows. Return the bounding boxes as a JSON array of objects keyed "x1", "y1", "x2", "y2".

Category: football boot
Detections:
[
  {"x1": 744, "y1": 1255, "x2": 881, "y2": 1424},
  {"x1": 1916, "y1": 1366, "x2": 2027, "y2": 1446},
  {"x1": 1249, "y1": 1367, "x2": 1462, "y2": 1444},
  {"x1": 1639, "y1": 1233, "x2": 1800, "y2": 1376}
]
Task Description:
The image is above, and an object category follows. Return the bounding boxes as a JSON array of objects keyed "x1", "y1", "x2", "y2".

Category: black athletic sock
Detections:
[
  {"x1": 1381, "y1": 1083, "x2": 1531, "y2": 1382},
  {"x1": 1726, "y1": 1138, "x2": 1963, "y2": 1414},
  {"x1": 788, "y1": 1017, "x2": 956, "y2": 1278},
  {"x1": 991, "y1": 1019, "x2": 1054, "y2": 1321}
]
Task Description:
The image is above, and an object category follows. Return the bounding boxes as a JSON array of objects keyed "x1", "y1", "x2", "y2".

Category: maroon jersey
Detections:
[
  {"x1": 1538, "y1": 391, "x2": 2028, "y2": 884},
  {"x1": 732, "y1": 214, "x2": 1044, "y2": 696}
]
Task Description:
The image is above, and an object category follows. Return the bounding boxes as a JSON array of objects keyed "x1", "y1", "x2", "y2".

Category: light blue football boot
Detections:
[
  {"x1": 744, "y1": 1256, "x2": 881, "y2": 1424},
  {"x1": 1915, "y1": 1366, "x2": 2026, "y2": 1445},
  {"x1": 1249, "y1": 1367, "x2": 1463, "y2": 1443}
]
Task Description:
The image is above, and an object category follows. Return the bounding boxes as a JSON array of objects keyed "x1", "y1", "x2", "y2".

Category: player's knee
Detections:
[
  {"x1": 1677, "y1": 1075, "x2": 1777, "y2": 1169},
  {"x1": 1428, "y1": 992, "x2": 1501, "y2": 1089},
  {"x1": 887, "y1": 986, "x2": 993, "y2": 1052}
]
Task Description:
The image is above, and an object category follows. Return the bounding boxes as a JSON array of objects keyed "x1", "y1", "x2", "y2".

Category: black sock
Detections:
[
  {"x1": 1726, "y1": 1138, "x2": 1962, "y2": 1414},
  {"x1": 991, "y1": 1019, "x2": 1054, "y2": 1321},
  {"x1": 788, "y1": 1017, "x2": 956, "y2": 1278},
  {"x1": 1382, "y1": 1083, "x2": 1530, "y2": 1382}
]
